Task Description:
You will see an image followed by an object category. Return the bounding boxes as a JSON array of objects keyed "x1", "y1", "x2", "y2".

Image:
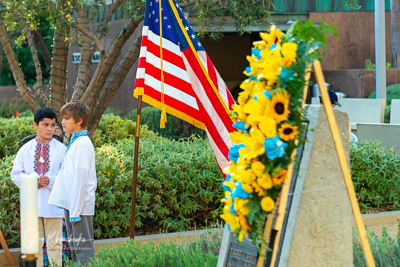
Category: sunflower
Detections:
[
  {"x1": 268, "y1": 90, "x2": 290, "y2": 123},
  {"x1": 278, "y1": 123, "x2": 299, "y2": 141},
  {"x1": 272, "y1": 169, "x2": 288, "y2": 186}
]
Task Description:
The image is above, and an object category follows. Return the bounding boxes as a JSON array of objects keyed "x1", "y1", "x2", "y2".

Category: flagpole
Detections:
[{"x1": 130, "y1": 94, "x2": 143, "y2": 239}]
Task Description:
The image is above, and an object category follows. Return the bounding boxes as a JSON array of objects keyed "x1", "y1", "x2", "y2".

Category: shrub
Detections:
[
  {"x1": 368, "y1": 84, "x2": 400, "y2": 106},
  {"x1": 0, "y1": 98, "x2": 31, "y2": 118},
  {"x1": 0, "y1": 135, "x2": 222, "y2": 248},
  {"x1": 63, "y1": 231, "x2": 221, "y2": 267},
  {"x1": 0, "y1": 114, "x2": 158, "y2": 160},
  {"x1": 0, "y1": 156, "x2": 20, "y2": 248},
  {"x1": 350, "y1": 140, "x2": 400, "y2": 213},
  {"x1": 92, "y1": 113, "x2": 158, "y2": 147},
  {"x1": 94, "y1": 136, "x2": 222, "y2": 239},
  {"x1": 125, "y1": 107, "x2": 204, "y2": 140},
  {"x1": 353, "y1": 223, "x2": 400, "y2": 266},
  {"x1": 0, "y1": 117, "x2": 36, "y2": 159}
]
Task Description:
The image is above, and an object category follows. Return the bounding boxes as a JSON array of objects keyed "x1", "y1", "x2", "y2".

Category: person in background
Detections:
[{"x1": 320, "y1": 89, "x2": 358, "y2": 143}]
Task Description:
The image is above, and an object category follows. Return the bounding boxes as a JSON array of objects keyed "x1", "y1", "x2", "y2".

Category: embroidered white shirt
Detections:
[
  {"x1": 48, "y1": 135, "x2": 97, "y2": 221},
  {"x1": 11, "y1": 138, "x2": 66, "y2": 218}
]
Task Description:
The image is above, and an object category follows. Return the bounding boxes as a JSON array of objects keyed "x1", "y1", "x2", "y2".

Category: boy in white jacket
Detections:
[
  {"x1": 11, "y1": 107, "x2": 66, "y2": 267},
  {"x1": 49, "y1": 101, "x2": 97, "y2": 265}
]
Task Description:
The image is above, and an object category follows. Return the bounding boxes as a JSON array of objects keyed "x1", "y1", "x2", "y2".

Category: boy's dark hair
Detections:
[
  {"x1": 34, "y1": 107, "x2": 57, "y2": 124},
  {"x1": 60, "y1": 100, "x2": 90, "y2": 128}
]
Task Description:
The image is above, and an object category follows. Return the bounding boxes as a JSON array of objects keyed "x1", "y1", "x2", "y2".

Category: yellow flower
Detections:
[
  {"x1": 272, "y1": 169, "x2": 288, "y2": 186},
  {"x1": 238, "y1": 212, "x2": 251, "y2": 231},
  {"x1": 238, "y1": 227, "x2": 249, "y2": 243},
  {"x1": 260, "y1": 49, "x2": 283, "y2": 85},
  {"x1": 257, "y1": 173, "x2": 274, "y2": 190},
  {"x1": 281, "y1": 42, "x2": 297, "y2": 66},
  {"x1": 260, "y1": 25, "x2": 283, "y2": 47},
  {"x1": 251, "y1": 161, "x2": 265, "y2": 177},
  {"x1": 251, "y1": 180, "x2": 265, "y2": 197},
  {"x1": 268, "y1": 90, "x2": 290, "y2": 123},
  {"x1": 261, "y1": 196, "x2": 275, "y2": 212},
  {"x1": 238, "y1": 91, "x2": 250, "y2": 106},
  {"x1": 278, "y1": 123, "x2": 299, "y2": 141},
  {"x1": 391, "y1": 148, "x2": 394, "y2": 152},
  {"x1": 259, "y1": 117, "x2": 277, "y2": 138},
  {"x1": 242, "y1": 183, "x2": 254, "y2": 194},
  {"x1": 239, "y1": 169, "x2": 256, "y2": 185},
  {"x1": 250, "y1": 127, "x2": 266, "y2": 145},
  {"x1": 230, "y1": 131, "x2": 243, "y2": 145},
  {"x1": 239, "y1": 134, "x2": 264, "y2": 154},
  {"x1": 231, "y1": 104, "x2": 247, "y2": 121},
  {"x1": 235, "y1": 198, "x2": 250, "y2": 216},
  {"x1": 221, "y1": 212, "x2": 240, "y2": 233}
]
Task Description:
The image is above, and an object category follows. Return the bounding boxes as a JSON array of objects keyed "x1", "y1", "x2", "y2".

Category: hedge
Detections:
[
  {"x1": 125, "y1": 106, "x2": 204, "y2": 140},
  {"x1": 0, "y1": 136, "x2": 222, "y2": 248}
]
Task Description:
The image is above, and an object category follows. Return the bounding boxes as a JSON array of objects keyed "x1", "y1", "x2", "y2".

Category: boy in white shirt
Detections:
[
  {"x1": 11, "y1": 107, "x2": 66, "y2": 267},
  {"x1": 48, "y1": 100, "x2": 97, "y2": 265}
]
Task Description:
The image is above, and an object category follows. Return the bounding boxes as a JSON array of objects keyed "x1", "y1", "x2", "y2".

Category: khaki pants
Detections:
[{"x1": 37, "y1": 218, "x2": 63, "y2": 267}]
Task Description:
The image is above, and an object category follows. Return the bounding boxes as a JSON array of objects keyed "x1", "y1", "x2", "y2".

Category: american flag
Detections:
[{"x1": 134, "y1": 0, "x2": 236, "y2": 173}]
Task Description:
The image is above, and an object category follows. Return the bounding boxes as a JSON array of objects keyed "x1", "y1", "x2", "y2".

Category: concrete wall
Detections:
[
  {"x1": 279, "y1": 105, "x2": 353, "y2": 266},
  {"x1": 309, "y1": 12, "x2": 393, "y2": 70}
]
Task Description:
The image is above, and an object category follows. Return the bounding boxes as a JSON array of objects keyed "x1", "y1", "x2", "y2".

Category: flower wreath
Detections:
[{"x1": 221, "y1": 19, "x2": 337, "y2": 248}]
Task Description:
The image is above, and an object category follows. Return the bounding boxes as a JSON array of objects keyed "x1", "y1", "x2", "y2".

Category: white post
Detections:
[{"x1": 375, "y1": 0, "x2": 386, "y2": 100}]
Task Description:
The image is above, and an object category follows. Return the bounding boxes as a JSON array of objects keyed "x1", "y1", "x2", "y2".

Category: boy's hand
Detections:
[
  {"x1": 39, "y1": 175, "x2": 49, "y2": 186},
  {"x1": 37, "y1": 179, "x2": 43, "y2": 189},
  {"x1": 70, "y1": 222, "x2": 77, "y2": 225}
]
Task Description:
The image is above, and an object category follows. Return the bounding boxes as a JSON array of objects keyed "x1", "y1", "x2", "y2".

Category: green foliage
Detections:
[
  {"x1": 0, "y1": 156, "x2": 20, "y2": 248},
  {"x1": 353, "y1": 222, "x2": 400, "y2": 266},
  {"x1": 365, "y1": 59, "x2": 393, "y2": 70},
  {"x1": 368, "y1": 84, "x2": 400, "y2": 106},
  {"x1": 94, "y1": 136, "x2": 222, "y2": 239},
  {"x1": 384, "y1": 104, "x2": 391, "y2": 123},
  {"x1": 0, "y1": 116, "x2": 36, "y2": 159},
  {"x1": 0, "y1": 135, "x2": 221, "y2": 248},
  {"x1": 92, "y1": 113, "x2": 158, "y2": 147},
  {"x1": 0, "y1": 98, "x2": 31, "y2": 118},
  {"x1": 125, "y1": 107, "x2": 204, "y2": 140},
  {"x1": 350, "y1": 140, "x2": 400, "y2": 213},
  {"x1": 62, "y1": 232, "x2": 220, "y2": 267}
]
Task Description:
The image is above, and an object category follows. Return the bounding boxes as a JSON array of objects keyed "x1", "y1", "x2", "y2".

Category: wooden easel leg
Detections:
[
  {"x1": 313, "y1": 60, "x2": 375, "y2": 267},
  {"x1": 0, "y1": 228, "x2": 15, "y2": 266},
  {"x1": 256, "y1": 69, "x2": 312, "y2": 267}
]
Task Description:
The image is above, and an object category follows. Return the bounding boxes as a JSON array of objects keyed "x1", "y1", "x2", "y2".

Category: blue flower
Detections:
[
  {"x1": 244, "y1": 67, "x2": 257, "y2": 81},
  {"x1": 232, "y1": 121, "x2": 249, "y2": 133},
  {"x1": 228, "y1": 143, "x2": 246, "y2": 163},
  {"x1": 264, "y1": 135, "x2": 288, "y2": 160},
  {"x1": 252, "y1": 48, "x2": 262, "y2": 60},
  {"x1": 263, "y1": 90, "x2": 272, "y2": 100},
  {"x1": 222, "y1": 181, "x2": 231, "y2": 192},
  {"x1": 230, "y1": 202, "x2": 237, "y2": 215},
  {"x1": 269, "y1": 43, "x2": 278, "y2": 51},
  {"x1": 278, "y1": 68, "x2": 295, "y2": 88},
  {"x1": 231, "y1": 182, "x2": 252, "y2": 199}
]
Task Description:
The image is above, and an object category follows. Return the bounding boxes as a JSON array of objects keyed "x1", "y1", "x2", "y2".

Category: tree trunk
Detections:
[
  {"x1": 49, "y1": 32, "x2": 68, "y2": 116},
  {"x1": 71, "y1": 4, "x2": 92, "y2": 101},
  {"x1": 33, "y1": 30, "x2": 52, "y2": 68},
  {"x1": 391, "y1": 0, "x2": 400, "y2": 68},
  {"x1": 0, "y1": 19, "x2": 40, "y2": 112},
  {"x1": 20, "y1": 18, "x2": 49, "y2": 107},
  {"x1": 87, "y1": 33, "x2": 142, "y2": 137},
  {"x1": 85, "y1": 16, "x2": 143, "y2": 113}
]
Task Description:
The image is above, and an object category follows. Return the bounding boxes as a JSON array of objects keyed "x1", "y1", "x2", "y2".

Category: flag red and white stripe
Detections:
[{"x1": 134, "y1": 0, "x2": 236, "y2": 173}]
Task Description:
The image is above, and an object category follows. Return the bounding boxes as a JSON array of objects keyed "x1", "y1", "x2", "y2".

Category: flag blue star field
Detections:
[{"x1": 134, "y1": 0, "x2": 236, "y2": 173}]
